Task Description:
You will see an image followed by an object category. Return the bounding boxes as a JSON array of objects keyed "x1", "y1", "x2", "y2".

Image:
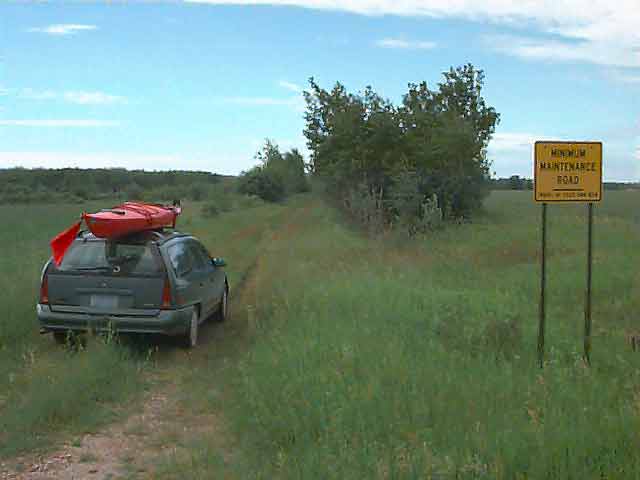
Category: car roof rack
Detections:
[
  {"x1": 153, "y1": 230, "x2": 190, "y2": 245},
  {"x1": 75, "y1": 228, "x2": 189, "y2": 244}
]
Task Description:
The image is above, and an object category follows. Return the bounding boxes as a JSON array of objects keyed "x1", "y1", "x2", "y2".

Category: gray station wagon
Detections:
[{"x1": 37, "y1": 229, "x2": 228, "y2": 348}]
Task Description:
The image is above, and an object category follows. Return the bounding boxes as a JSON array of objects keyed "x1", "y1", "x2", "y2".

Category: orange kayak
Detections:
[
  {"x1": 50, "y1": 202, "x2": 182, "y2": 266},
  {"x1": 83, "y1": 202, "x2": 181, "y2": 239}
]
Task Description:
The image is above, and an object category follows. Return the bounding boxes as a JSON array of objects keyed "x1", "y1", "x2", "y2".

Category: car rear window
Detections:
[{"x1": 56, "y1": 240, "x2": 163, "y2": 276}]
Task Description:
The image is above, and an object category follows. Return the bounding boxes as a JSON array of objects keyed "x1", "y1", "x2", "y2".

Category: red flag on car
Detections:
[{"x1": 50, "y1": 220, "x2": 82, "y2": 266}]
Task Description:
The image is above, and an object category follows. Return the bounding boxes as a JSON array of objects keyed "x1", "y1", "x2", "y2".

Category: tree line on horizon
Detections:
[
  {"x1": 0, "y1": 167, "x2": 225, "y2": 204},
  {"x1": 491, "y1": 176, "x2": 639, "y2": 191}
]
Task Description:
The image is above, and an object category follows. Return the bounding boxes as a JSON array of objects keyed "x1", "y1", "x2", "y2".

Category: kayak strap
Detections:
[{"x1": 100, "y1": 209, "x2": 126, "y2": 215}]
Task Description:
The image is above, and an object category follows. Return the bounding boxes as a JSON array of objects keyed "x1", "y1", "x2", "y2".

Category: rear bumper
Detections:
[{"x1": 36, "y1": 304, "x2": 192, "y2": 336}]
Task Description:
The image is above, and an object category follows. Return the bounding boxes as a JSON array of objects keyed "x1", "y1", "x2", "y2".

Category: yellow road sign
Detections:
[{"x1": 534, "y1": 141, "x2": 602, "y2": 202}]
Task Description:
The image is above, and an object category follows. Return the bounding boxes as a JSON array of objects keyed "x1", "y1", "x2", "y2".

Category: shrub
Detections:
[
  {"x1": 237, "y1": 141, "x2": 309, "y2": 203},
  {"x1": 344, "y1": 182, "x2": 385, "y2": 234},
  {"x1": 388, "y1": 170, "x2": 443, "y2": 235},
  {"x1": 237, "y1": 166, "x2": 286, "y2": 203},
  {"x1": 202, "y1": 202, "x2": 220, "y2": 218},
  {"x1": 154, "y1": 185, "x2": 187, "y2": 202},
  {"x1": 125, "y1": 182, "x2": 143, "y2": 201},
  {"x1": 72, "y1": 185, "x2": 91, "y2": 200},
  {"x1": 235, "y1": 194, "x2": 265, "y2": 210},
  {"x1": 189, "y1": 183, "x2": 208, "y2": 201}
]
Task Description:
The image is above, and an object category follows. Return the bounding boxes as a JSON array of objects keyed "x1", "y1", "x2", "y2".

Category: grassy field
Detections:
[
  {"x1": 166, "y1": 190, "x2": 640, "y2": 479},
  {"x1": 1, "y1": 190, "x2": 639, "y2": 478}
]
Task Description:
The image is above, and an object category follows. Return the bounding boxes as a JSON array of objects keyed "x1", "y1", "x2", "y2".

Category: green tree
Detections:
[
  {"x1": 237, "y1": 140, "x2": 309, "y2": 202},
  {"x1": 281, "y1": 149, "x2": 310, "y2": 193},
  {"x1": 303, "y1": 64, "x2": 500, "y2": 224},
  {"x1": 237, "y1": 166, "x2": 286, "y2": 202}
]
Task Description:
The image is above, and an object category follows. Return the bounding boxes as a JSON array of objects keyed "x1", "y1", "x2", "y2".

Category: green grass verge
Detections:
[{"x1": 208, "y1": 190, "x2": 640, "y2": 478}]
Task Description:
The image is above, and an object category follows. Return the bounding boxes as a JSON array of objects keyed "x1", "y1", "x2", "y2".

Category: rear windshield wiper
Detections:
[{"x1": 71, "y1": 266, "x2": 113, "y2": 272}]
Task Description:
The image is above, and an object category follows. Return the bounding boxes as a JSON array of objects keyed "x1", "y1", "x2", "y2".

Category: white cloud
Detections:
[
  {"x1": 488, "y1": 132, "x2": 539, "y2": 152},
  {"x1": 0, "y1": 86, "x2": 9, "y2": 97},
  {"x1": 0, "y1": 120, "x2": 119, "y2": 128},
  {"x1": 488, "y1": 132, "x2": 580, "y2": 155},
  {"x1": 187, "y1": 0, "x2": 640, "y2": 67},
  {"x1": 63, "y1": 91, "x2": 125, "y2": 105},
  {"x1": 19, "y1": 88, "x2": 57, "y2": 100},
  {"x1": 376, "y1": 38, "x2": 436, "y2": 50},
  {"x1": 27, "y1": 24, "x2": 98, "y2": 36},
  {"x1": 487, "y1": 132, "x2": 555, "y2": 178},
  {"x1": 14, "y1": 89, "x2": 125, "y2": 105},
  {"x1": 484, "y1": 34, "x2": 639, "y2": 68},
  {"x1": 278, "y1": 80, "x2": 303, "y2": 93}
]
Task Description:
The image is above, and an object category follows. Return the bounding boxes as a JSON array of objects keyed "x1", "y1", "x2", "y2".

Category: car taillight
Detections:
[
  {"x1": 161, "y1": 277, "x2": 171, "y2": 309},
  {"x1": 40, "y1": 275, "x2": 49, "y2": 305}
]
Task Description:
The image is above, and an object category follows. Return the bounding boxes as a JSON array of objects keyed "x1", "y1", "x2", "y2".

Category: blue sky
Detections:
[{"x1": 1, "y1": 1, "x2": 638, "y2": 180}]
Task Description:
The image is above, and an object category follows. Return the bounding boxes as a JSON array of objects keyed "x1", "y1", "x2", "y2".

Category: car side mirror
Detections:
[{"x1": 212, "y1": 257, "x2": 226, "y2": 267}]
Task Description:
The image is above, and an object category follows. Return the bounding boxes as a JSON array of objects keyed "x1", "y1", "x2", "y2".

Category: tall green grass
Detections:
[
  {"x1": 0, "y1": 202, "x2": 147, "y2": 457},
  {"x1": 0, "y1": 198, "x2": 287, "y2": 460},
  {"x1": 217, "y1": 191, "x2": 640, "y2": 478},
  {"x1": 5, "y1": 190, "x2": 639, "y2": 476}
]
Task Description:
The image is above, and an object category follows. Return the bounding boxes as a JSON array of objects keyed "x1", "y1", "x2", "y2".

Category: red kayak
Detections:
[
  {"x1": 83, "y1": 202, "x2": 181, "y2": 239},
  {"x1": 50, "y1": 202, "x2": 181, "y2": 266}
]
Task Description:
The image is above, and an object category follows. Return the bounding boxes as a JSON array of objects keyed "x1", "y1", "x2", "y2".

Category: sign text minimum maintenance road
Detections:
[{"x1": 534, "y1": 141, "x2": 602, "y2": 202}]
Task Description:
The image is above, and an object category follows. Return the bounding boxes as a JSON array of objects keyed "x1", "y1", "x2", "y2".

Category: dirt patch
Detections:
[
  {"x1": 230, "y1": 224, "x2": 260, "y2": 241},
  {"x1": 1, "y1": 388, "x2": 172, "y2": 480}
]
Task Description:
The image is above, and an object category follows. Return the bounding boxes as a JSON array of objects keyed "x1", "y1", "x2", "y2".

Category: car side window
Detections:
[
  {"x1": 167, "y1": 242, "x2": 194, "y2": 278},
  {"x1": 195, "y1": 242, "x2": 214, "y2": 270},
  {"x1": 188, "y1": 240, "x2": 211, "y2": 272}
]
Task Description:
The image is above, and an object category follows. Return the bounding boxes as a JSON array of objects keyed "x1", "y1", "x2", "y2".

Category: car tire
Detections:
[
  {"x1": 215, "y1": 286, "x2": 229, "y2": 323},
  {"x1": 182, "y1": 308, "x2": 199, "y2": 349}
]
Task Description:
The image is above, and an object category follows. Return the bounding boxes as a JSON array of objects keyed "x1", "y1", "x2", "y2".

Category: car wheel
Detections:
[
  {"x1": 215, "y1": 286, "x2": 228, "y2": 323},
  {"x1": 182, "y1": 308, "x2": 199, "y2": 349}
]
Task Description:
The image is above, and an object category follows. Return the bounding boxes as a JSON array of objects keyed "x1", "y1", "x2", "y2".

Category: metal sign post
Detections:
[
  {"x1": 538, "y1": 202, "x2": 547, "y2": 368},
  {"x1": 584, "y1": 203, "x2": 594, "y2": 365},
  {"x1": 534, "y1": 141, "x2": 602, "y2": 368}
]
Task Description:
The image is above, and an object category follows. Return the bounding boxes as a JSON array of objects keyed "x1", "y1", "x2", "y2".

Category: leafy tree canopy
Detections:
[{"x1": 304, "y1": 64, "x2": 500, "y2": 229}]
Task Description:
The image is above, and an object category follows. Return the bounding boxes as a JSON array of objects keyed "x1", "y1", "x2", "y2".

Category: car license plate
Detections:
[{"x1": 90, "y1": 295, "x2": 118, "y2": 309}]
